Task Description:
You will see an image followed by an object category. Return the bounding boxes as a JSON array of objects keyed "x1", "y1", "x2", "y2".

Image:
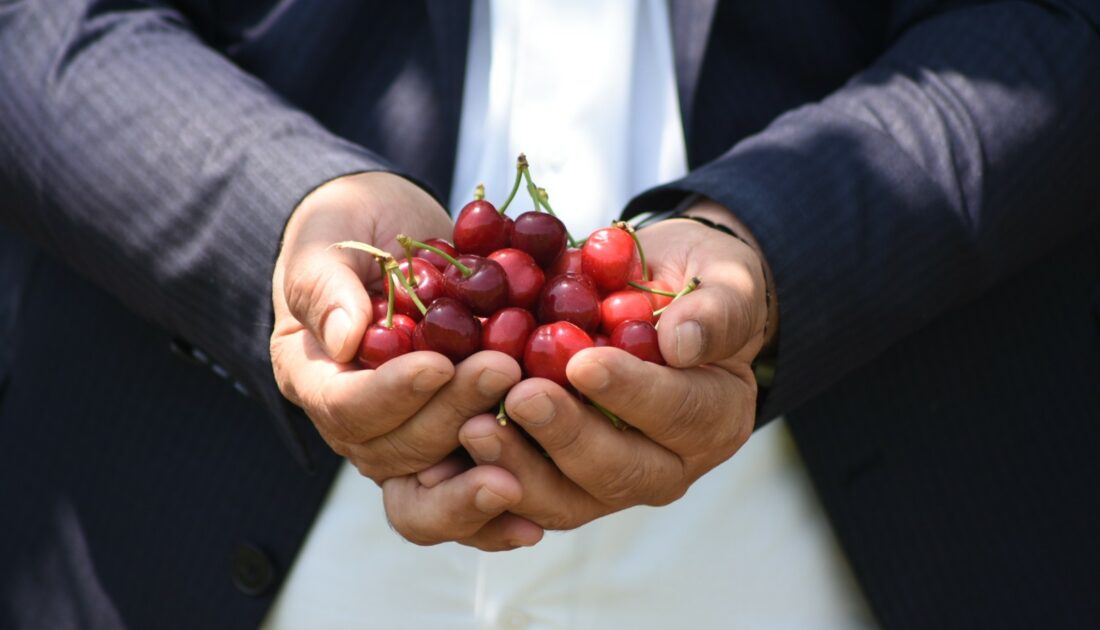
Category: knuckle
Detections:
[
  {"x1": 595, "y1": 450, "x2": 651, "y2": 507},
  {"x1": 382, "y1": 431, "x2": 438, "y2": 471}
]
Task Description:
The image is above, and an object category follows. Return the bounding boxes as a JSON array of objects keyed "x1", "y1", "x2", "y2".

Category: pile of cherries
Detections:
[{"x1": 336, "y1": 155, "x2": 697, "y2": 424}]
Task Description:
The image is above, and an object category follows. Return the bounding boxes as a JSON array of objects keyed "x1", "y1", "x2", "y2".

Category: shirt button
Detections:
[
  {"x1": 230, "y1": 543, "x2": 277, "y2": 596},
  {"x1": 498, "y1": 607, "x2": 532, "y2": 630}
]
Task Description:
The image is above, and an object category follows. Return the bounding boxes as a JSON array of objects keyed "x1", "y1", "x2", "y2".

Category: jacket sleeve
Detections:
[
  {"x1": 626, "y1": 1, "x2": 1100, "y2": 421},
  {"x1": 0, "y1": 1, "x2": 401, "y2": 460}
]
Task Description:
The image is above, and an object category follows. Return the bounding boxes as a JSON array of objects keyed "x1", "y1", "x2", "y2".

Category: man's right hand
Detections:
[{"x1": 270, "y1": 173, "x2": 529, "y2": 543}]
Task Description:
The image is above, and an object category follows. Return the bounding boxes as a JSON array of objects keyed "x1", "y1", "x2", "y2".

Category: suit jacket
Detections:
[{"x1": 1, "y1": 1, "x2": 1098, "y2": 628}]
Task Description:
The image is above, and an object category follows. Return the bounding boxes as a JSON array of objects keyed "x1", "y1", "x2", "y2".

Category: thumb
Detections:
[
  {"x1": 281, "y1": 246, "x2": 374, "y2": 363},
  {"x1": 656, "y1": 281, "x2": 760, "y2": 368}
]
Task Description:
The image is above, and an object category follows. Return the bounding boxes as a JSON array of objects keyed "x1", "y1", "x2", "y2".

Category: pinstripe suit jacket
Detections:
[{"x1": 1, "y1": 1, "x2": 1098, "y2": 628}]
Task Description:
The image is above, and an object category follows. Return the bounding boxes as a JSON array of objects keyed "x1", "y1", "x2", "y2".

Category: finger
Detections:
[
  {"x1": 281, "y1": 240, "x2": 376, "y2": 363},
  {"x1": 457, "y1": 513, "x2": 545, "y2": 551},
  {"x1": 416, "y1": 451, "x2": 471, "y2": 488},
  {"x1": 656, "y1": 279, "x2": 759, "y2": 368},
  {"x1": 566, "y1": 347, "x2": 750, "y2": 457},
  {"x1": 504, "y1": 379, "x2": 686, "y2": 508},
  {"x1": 316, "y1": 350, "x2": 454, "y2": 443},
  {"x1": 349, "y1": 352, "x2": 520, "y2": 479},
  {"x1": 382, "y1": 465, "x2": 523, "y2": 546},
  {"x1": 459, "y1": 414, "x2": 608, "y2": 529}
]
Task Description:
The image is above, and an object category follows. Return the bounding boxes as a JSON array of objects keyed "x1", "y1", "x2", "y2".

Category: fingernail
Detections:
[
  {"x1": 412, "y1": 368, "x2": 451, "y2": 393},
  {"x1": 322, "y1": 308, "x2": 351, "y2": 356},
  {"x1": 572, "y1": 359, "x2": 610, "y2": 392},
  {"x1": 475, "y1": 486, "x2": 511, "y2": 513},
  {"x1": 512, "y1": 392, "x2": 555, "y2": 426},
  {"x1": 675, "y1": 320, "x2": 703, "y2": 365},
  {"x1": 476, "y1": 368, "x2": 514, "y2": 397},
  {"x1": 466, "y1": 433, "x2": 502, "y2": 462}
]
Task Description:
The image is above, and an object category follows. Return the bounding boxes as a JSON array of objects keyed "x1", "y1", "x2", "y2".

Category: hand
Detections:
[
  {"x1": 270, "y1": 172, "x2": 524, "y2": 515},
  {"x1": 382, "y1": 200, "x2": 776, "y2": 546}
]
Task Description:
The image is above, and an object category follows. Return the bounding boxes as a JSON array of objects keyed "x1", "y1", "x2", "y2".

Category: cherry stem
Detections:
[
  {"x1": 396, "y1": 234, "x2": 472, "y2": 277},
  {"x1": 381, "y1": 258, "x2": 397, "y2": 328},
  {"x1": 329, "y1": 240, "x2": 393, "y2": 260},
  {"x1": 387, "y1": 260, "x2": 428, "y2": 315},
  {"x1": 474, "y1": 183, "x2": 486, "y2": 201},
  {"x1": 652, "y1": 277, "x2": 701, "y2": 317},
  {"x1": 400, "y1": 241, "x2": 416, "y2": 284},
  {"x1": 592, "y1": 400, "x2": 625, "y2": 430},
  {"x1": 628, "y1": 281, "x2": 678, "y2": 297},
  {"x1": 614, "y1": 221, "x2": 648, "y2": 281},
  {"x1": 496, "y1": 399, "x2": 508, "y2": 427},
  {"x1": 497, "y1": 154, "x2": 527, "y2": 215}
]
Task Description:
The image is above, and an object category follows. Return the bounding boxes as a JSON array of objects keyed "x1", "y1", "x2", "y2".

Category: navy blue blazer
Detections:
[{"x1": 1, "y1": 1, "x2": 1098, "y2": 628}]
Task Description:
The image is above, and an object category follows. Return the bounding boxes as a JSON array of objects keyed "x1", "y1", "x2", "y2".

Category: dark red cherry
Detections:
[
  {"x1": 412, "y1": 297, "x2": 482, "y2": 362},
  {"x1": 593, "y1": 333, "x2": 611, "y2": 347},
  {"x1": 357, "y1": 324, "x2": 413, "y2": 369},
  {"x1": 453, "y1": 200, "x2": 510, "y2": 256},
  {"x1": 481, "y1": 307, "x2": 537, "y2": 361},
  {"x1": 391, "y1": 313, "x2": 417, "y2": 337},
  {"x1": 610, "y1": 320, "x2": 664, "y2": 365},
  {"x1": 599, "y1": 289, "x2": 654, "y2": 335},
  {"x1": 369, "y1": 293, "x2": 389, "y2": 324},
  {"x1": 415, "y1": 238, "x2": 459, "y2": 273},
  {"x1": 523, "y1": 321, "x2": 594, "y2": 387},
  {"x1": 546, "y1": 247, "x2": 583, "y2": 277},
  {"x1": 511, "y1": 211, "x2": 567, "y2": 268},
  {"x1": 581, "y1": 227, "x2": 638, "y2": 293},
  {"x1": 384, "y1": 258, "x2": 446, "y2": 320},
  {"x1": 442, "y1": 255, "x2": 510, "y2": 316},
  {"x1": 537, "y1": 273, "x2": 601, "y2": 333},
  {"x1": 488, "y1": 248, "x2": 545, "y2": 309}
]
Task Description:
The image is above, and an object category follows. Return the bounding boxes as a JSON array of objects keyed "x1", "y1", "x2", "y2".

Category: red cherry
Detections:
[
  {"x1": 412, "y1": 297, "x2": 482, "y2": 362},
  {"x1": 384, "y1": 258, "x2": 446, "y2": 320},
  {"x1": 488, "y1": 248, "x2": 545, "y2": 309},
  {"x1": 610, "y1": 320, "x2": 664, "y2": 365},
  {"x1": 481, "y1": 307, "x2": 537, "y2": 361},
  {"x1": 537, "y1": 273, "x2": 601, "y2": 333},
  {"x1": 357, "y1": 324, "x2": 413, "y2": 369},
  {"x1": 369, "y1": 293, "x2": 389, "y2": 324},
  {"x1": 593, "y1": 333, "x2": 611, "y2": 347},
  {"x1": 453, "y1": 199, "x2": 510, "y2": 256},
  {"x1": 546, "y1": 247, "x2": 583, "y2": 276},
  {"x1": 581, "y1": 227, "x2": 638, "y2": 293},
  {"x1": 414, "y1": 238, "x2": 458, "y2": 272},
  {"x1": 599, "y1": 289, "x2": 654, "y2": 335},
  {"x1": 391, "y1": 313, "x2": 417, "y2": 337},
  {"x1": 442, "y1": 255, "x2": 510, "y2": 316},
  {"x1": 511, "y1": 211, "x2": 567, "y2": 268},
  {"x1": 523, "y1": 321, "x2": 594, "y2": 387}
]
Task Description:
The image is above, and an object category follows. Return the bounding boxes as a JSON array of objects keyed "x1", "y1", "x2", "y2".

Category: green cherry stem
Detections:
[
  {"x1": 396, "y1": 234, "x2": 473, "y2": 277},
  {"x1": 497, "y1": 154, "x2": 527, "y2": 215},
  {"x1": 400, "y1": 240, "x2": 417, "y2": 284},
  {"x1": 387, "y1": 259, "x2": 428, "y2": 316},
  {"x1": 613, "y1": 221, "x2": 649, "y2": 281},
  {"x1": 627, "y1": 281, "x2": 678, "y2": 297},
  {"x1": 592, "y1": 400, "x2": 626, "y2": 430},
  {"x1": 534, "y1": 186, "x2": 579, "y2": 247},
  {"x1": 381, "y1": 258, "x2": 397, "y2": 328},
  {"x1": 652, "y1": 277, "x2": 701, "y2": 318},
  {"x1": 474, "y1": 183, "x2": 486, "y2": 201}
]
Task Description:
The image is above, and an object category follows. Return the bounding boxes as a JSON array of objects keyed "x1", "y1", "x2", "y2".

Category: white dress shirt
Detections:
[{"x1": 264, "y1": 1, "x2": 877, "y2": 628}]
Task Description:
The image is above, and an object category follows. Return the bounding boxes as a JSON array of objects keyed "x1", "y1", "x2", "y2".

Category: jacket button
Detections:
[{"x1": 231, "y1": 544, "x2": 277, "y2": 596}]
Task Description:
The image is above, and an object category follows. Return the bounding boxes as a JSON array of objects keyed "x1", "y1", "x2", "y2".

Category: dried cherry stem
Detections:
[
  {"x1": 396, "y1": 234, "x2": 472, "y2": 276},
  {"x1": 613, "y1": 220, "x2": 649, "y2": 281},
  {"x1": 496, "y1": 399, "x2": 508, "y2": 427},
  {"x1": 497, "y1": 154, "x2": 527, "y2": 215},
  {"x1": 652, "y1": 277, "x2": 701, "y2": 318},
  {"x1": 329, "y1": 240, "x2": 394, "y2": 260},
  {"x1": 592, "y1": 400, "x2": 626, "y2": 430},
  {"x1": 386, "y1": 259, "x2": 427, "y2": 316},
  {"x1": 474, "y1": 183, "x2": 486, "y2": 201},
  {"x1": 381, "y1": 257, "x2": 397, "y2": 328},
  {"x1": 627, "y1": 281, "x2": 678, "y2": 297}
]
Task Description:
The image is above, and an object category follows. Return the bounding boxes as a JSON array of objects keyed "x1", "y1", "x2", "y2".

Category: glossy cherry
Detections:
[
  {"x1": 537, "y1": 273, "x2": 601, "y2": 333},
  {"x1": 414, "y1": 238, "x2": 459, "y2": 272},
  {"x1": 610, "y1": 319, "x2": 664, "y2": 365},
  {"x1": 593, "y1": 333, "x2": 611, "y2": 347},
  {"x1": 511, "y1": 211, "x2": 567, "y2": 268},
  {"x1": 391, "y1": 313, "x2": 417, "y2": 337},
  {"x1": 384, "y1": 257, "x2": 446, "y2": 319},
  {"x1": 488, "y1": 248, "x2": 545, "y2": 309},
  {"x1": 581, "y1": 226, "x2": 638, "y2": 293},
  {"x1": 599, "y1": 289, "x2": 655, "y2": 335},
  {"x1": 481, "y1": 307, "x2": 537, "y2": 361},
  {"x1": 357, "y1": 324, "x2": 412, "y2": 369},
  {"x1": 369, "y1": 293, "x2": 389, "y2": 324},
  {"x1": 546, "y1": 247, "x2": 583, "y2": 277},
  {"x1": 453, "y1": 199, "x2": 510, "y2": 256},
  {"x1": 412, "y1": 297, "x2": 482, "y2": 362},
  {"x1": 523, "y1": 321, "x2": 594, "y2": 387},
  {"x1": 442, "y1": 254, "x2": 510, "y2": 316}
]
